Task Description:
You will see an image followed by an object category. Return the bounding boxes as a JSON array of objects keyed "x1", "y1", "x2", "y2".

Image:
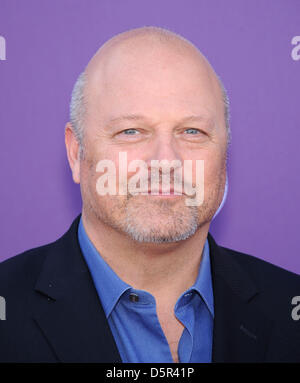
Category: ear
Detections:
[{"x1": 65, "y1": 122, "x2": 81, "y2": 184}]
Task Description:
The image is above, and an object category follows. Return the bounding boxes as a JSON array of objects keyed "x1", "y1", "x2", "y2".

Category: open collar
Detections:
[{"x1": 32, "y1": 215, "x2": 272, "y2": 362}]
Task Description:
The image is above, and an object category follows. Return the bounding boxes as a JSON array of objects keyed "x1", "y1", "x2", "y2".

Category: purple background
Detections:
[{"x1": 1, "y1": 0, "x2": 299, "y2": 274}]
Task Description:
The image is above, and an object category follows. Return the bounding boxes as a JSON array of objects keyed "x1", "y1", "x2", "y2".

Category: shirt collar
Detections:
[
  {"x1": 78, "y1": 217, "x2": 131, "y2": 318},
  {"x1": 78, "y1": 217, "x2": 214, "y2": 318},
  {"x1": 188, "y1": 239, "x2": 214, "y2": 317}
]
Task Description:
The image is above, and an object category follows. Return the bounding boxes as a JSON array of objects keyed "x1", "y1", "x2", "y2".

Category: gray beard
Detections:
[
  {"x1": 123, "y1": 202, "x2": 200, "y2": 243},
  {"x1": 116, "y1": 192, "x2": 221, "y2": 243},
  {"x1": 84, "y1": 172, "x2": 225, "y2": 244}
]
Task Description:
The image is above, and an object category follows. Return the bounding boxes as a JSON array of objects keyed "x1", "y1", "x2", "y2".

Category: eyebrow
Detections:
[{"x1": 107, "y1": 114, "x2": 214, "y2": 126}]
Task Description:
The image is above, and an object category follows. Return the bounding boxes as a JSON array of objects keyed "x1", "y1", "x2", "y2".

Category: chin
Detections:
[
  {"x1": 123, "y1": 224, "x2": 199, "y2": 243},
  {"x1": 91, "y1": 192, "x2": 218, "y2": 242},
  {"x1": 121, "y1": 204, "x2": 200, "y2": 243}
]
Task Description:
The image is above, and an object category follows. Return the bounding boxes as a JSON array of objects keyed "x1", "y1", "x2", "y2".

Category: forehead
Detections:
[{"x1": 85, "y1": 37, "x2": 223, "y2": 125}]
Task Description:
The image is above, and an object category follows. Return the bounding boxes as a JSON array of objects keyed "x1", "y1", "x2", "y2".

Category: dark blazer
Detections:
[{"x1": 0, "y1": 215, "x2": 300, "y2": 362}]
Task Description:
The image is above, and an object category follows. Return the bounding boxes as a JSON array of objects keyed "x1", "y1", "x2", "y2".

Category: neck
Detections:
[{"x1": 81, "y1": 209, "x2": 210, "y2": 303}]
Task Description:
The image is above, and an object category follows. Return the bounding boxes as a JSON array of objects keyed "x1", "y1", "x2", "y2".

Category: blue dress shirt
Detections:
[{"x1": 78, "y1": 218, "x2": 214, "y2": 363}]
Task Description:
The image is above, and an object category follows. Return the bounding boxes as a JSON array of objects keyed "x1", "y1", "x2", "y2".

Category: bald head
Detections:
[
  {"x1": 66, "y1": 26, "x2": 230, "y2": 244},
  {"x1": 69, "y1": 26, "x2": 230, "y2": 152}
]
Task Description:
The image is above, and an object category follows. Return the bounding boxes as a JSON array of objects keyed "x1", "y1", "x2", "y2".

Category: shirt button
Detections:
[{"x1": 129, "y1": 293, "x2": 139, "y2": 303}]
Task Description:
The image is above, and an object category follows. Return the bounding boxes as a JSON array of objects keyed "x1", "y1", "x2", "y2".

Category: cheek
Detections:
[
  {"x1": 194, "y1": 150, "x2": 225, "y2": 188},
  {"x1": 117, "y1": 150, "x2": 149, "y2": 184},
  {"x1": 205, "y1": 159, "x2": 221, "y2": 181},
  {"x1": 79, "y1": 159, "x2": 97, "y2": 199}
]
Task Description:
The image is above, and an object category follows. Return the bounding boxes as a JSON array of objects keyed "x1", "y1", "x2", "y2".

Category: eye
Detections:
[
  {"x1": 114, "y1": 127, "x2": 146, "y2": 142},
  {"x1": 121, "y1": 128, "x2": 140, "y2": 135},
  {"x1": 184, "y1": 128, "x2": 201, "y2": 135}
]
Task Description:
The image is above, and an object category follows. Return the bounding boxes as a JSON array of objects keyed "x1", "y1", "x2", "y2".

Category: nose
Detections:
[
  {"x1": 146, "y1": 133, "x2": 182, "y2": 166},
  {"x1": 144, "y1": 133, "x2": 183, "y2": 193}
]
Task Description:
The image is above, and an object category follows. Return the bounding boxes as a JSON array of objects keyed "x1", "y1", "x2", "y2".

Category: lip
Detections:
[
  {"x1": 138, "y1": 188, "x2": 185, "y2": 197},
  {"x1": 148, "y1": 194, "x2": 182, "y2": 198}
]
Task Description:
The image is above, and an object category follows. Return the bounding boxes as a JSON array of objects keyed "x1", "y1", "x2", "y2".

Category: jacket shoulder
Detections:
[
  {"x1": 218, "y1": 245, "x2": 300, "y2": 325},
  {"x1": 220, "y1": 245, "x2": 300, "y2": 289},
  {"x1": 0, "y1": 216, "x2": 81, "y2": 297},
  {"x1": 0, "y1": 240, "x2": 59, "y2": 296}
]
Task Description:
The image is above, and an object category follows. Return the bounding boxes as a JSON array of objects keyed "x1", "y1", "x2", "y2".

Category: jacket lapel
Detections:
[
  {"x1": 31, "y1": 215, "x2": 273, "y2": 362},
  {"x1": 32, "y1": 215, "x2": 122, "y2": 363},
  {"x1": 208, "y1": 233, "x2": 272, "y2": 362}
]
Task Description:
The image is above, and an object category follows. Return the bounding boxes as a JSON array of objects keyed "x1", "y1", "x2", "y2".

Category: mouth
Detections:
[{"x1": 134, "y1": 187, "x2": 185, "y2": 197}]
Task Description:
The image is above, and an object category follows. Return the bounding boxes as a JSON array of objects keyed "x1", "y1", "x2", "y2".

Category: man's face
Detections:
[{"x1": 79, "y1": 40, "x2": 227, "y2": 243}]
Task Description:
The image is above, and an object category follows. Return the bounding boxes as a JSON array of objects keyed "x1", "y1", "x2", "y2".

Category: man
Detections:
[{"x1": 0, "y1": 26, "x2": 299, "y2": 363}]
